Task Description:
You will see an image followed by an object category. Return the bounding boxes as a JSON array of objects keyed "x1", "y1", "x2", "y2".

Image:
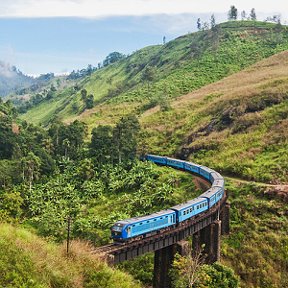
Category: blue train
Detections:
[{"x1": 111, "y1": 154, "x2": 225, "y2": 242}]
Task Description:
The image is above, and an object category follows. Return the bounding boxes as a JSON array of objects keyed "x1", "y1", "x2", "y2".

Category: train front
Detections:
[{"x1": 111, "y1": 221, "x2": 129, "y2": 241}]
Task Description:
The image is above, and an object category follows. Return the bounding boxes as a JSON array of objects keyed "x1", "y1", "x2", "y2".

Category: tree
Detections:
[
  {"x1": 241, "y1": 10, "x2": 246, "y2": 20},
  {"x1": 90, "y1": 125, "x2": 113, "y2": 165},
  {"x1": 48, "y1": 120, "x2": 86, "y2": 159},
  {"x1": 141, "y1": 66, "x2": 156, "y2": 90},
  {"x1": 103, "y1": 52, "x2": 125, "y2": 67},
  {"x1": 171, "y1": 245, "x2": 239, "y2": 288},
  {"x1": 171, "y1": 244, "x2": 204, "y2": 288},
  {"x1": 85, "y1": 94, "x2": 94, "y2": 109},
  {"x1": 210, "y1": 14, "x2": 216, "y2": 29},
  {"x1": 0, "y1": 191, "x2": 23, "y2": 222},
  {"x1": 250, "y1": 8, "x2": 257, "y2": 21},
  {"x1": 202, "y1": 22, "x2": 210, "y2": 30},
  {"x1": 21, "y1": 152, "x2": 41, "y2": 190},
  {"x1": 112, "y1": 115, "x2": 140, "y2": 164},
  {"x1": 197, "y1": 18, "x2": 201, "y2": 30},
  {"x1": 0, "y1": 116, "x2": 15, "y2": 159},
  {"x1": 163, "y1": 36, "x2": 166, "y2": 45},
  {"x1": 63, "y1": 139, "x2": 70, "y2": 159},
  {"x1": 81, "y1": 88, "x2": 87, "y2": 100},
  {"x1": 228, "y1": 5, "x2": 238, "y2": 20}
]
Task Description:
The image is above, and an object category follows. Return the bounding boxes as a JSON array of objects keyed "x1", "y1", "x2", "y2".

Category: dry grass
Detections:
[
  {"x1": 173, "y1": 51, "x2": 288, "y2": 109},
  {"x1": 0, "y1": 223, "x2": 140, "y2": 288}
]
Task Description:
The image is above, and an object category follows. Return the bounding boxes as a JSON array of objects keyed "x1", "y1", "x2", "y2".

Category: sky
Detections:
[{"x1": 0, "y1": 0, "x2": 287, "y2": 75}]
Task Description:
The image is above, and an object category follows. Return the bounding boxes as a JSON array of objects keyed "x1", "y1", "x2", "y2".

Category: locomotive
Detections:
[{"x1": 111, "y1": 154, "x2": 224, "y2": 242}]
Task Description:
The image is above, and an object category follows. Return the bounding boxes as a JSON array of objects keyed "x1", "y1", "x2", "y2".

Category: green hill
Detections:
[
  {"x1": 141, "y1": 50, "x2": 288, "y2": 183},
  {"x1": 0, "y1": 62, "x2": 35, "y2": 97},
  {"x1": 20, "y1": 21, "x2": 288, "y2": 128}
]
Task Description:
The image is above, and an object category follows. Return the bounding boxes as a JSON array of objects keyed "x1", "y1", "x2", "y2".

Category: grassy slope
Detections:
[
  {"x1": 21, "y1": 21, "x2": 288, "y2": 131},
  {"x1": 0, "y1": 223, "x2": 141, "y2": 288},
  {"x1": 222, "y1": 181, "x2": 288, "y2": 288},
  {"x1": 141, "y1": 50, "x2": 288, "y2": 183}
]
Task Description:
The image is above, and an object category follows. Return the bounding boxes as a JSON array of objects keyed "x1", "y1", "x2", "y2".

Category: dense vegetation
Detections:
[
  {"x1": 1, "y1": 20, "x2": 288, "y2": 288},
  {"x1": 222, "y1": 181, "x2": 288, "y2": 288}
]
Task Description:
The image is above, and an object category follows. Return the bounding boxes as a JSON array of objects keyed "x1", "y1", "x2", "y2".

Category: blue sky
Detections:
[{"x1": 0, "y1": 0, "x2": 286, "y2": 75}]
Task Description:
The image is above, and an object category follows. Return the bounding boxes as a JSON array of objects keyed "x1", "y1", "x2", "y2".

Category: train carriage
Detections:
[
  {"x1": 170, "y1": 197, "x2": 208, "y2": 223},
  {"x1": 210, "y1": 171, "x2": 223, "y2": 182},
  {"x1": 183, "y1": 162, "x2": 201, "y2": 174},
  {"x1": 145, "y1": 154, "x2": 167, "y2": 165},
  {"x1": 199, "y1": 166, "x2": 215, "y2": 182},
  {"x1": 166, "y1": 157, "x2": 185, "y2": 169},
  {"x1": 200, "y1": 186, "x2": 223, "y2": 208},
  {"x1": 111, "y1": 209, "x2": 176, "y2": 241}
]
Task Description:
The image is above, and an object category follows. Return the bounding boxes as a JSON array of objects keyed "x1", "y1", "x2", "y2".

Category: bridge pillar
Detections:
[
  {"x1": 153, "y1": 244, "x2": 177, "y2": 288},
  {"x1": 210, "y1": 220, "x2": 221, "y2": 263},
  {"x1": 192, "y1": 231, "x2": 201, "y2": 257},
  {"x1": 176, "y1": 240, "x2": 190, "y2": 256},
  {"x1": 195, "y1": 220, "x2": 221, "y2": 264},
  {"x1": 220, "y1": 202, "x2": 230, "y2": 235}
]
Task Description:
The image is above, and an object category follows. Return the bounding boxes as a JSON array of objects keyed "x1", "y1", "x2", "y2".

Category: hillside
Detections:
[
  {"x1": 0, "y1": 62, "x2": 35, "y2": 97},
  {"x1": 141, "y1": 50, "x2": 288, "y2": 183},
  {"x1": 0, "y1": 223, "x2": 141, "y2": 288},
  {"x1": 20, "y1": 21, "x2": 288, "y2": 127}
]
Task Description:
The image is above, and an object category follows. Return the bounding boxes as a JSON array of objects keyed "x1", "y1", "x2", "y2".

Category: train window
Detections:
[
  {"x1": 154, "y1": 219, "x2": 157, "y2": 221},
  {"x1": 133, "y1": 225, "x2": 135, "y2": 227},
  {"x1": 147, "y1": 221, "x2": 149, "y2": 223},
  {"x1": 165, "y1": 216, "x2": 168, "y2": 218},
  {"x1": 139, "y1": 223, "x2": 142, "y2": 225},
  {"x1": 190, "y1": 208, "x2": 192, "y2": 212},
  {"x1": 197, "y1": 205, "x2": 199, "y2": 209},
  {"x1": 183, "y1": 211, "x2": 186, "y2": 215}
]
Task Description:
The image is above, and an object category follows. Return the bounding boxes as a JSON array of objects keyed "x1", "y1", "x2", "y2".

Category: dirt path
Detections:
[{"x1": 224, "y1": 175, "x2": 288, "y2": 202}]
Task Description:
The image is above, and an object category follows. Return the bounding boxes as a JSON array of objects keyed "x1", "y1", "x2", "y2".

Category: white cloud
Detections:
[{"x1": 0, "y1": 0, "x2": 286, "y2": 18}]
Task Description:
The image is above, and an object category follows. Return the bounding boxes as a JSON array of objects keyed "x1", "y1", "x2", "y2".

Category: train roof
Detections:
[
  {"x1": 200, "y1": 186, "x2": 222, "y2": 199},
  {"x1": 115, "y1": 209, "x2": 176, "y2": 225},
  {"x1": 166, "y1": 157, "x2": 186, "y2": 163},
  {"x1": 170, "y1": 197, "x2": 207, "y2": 211},
  {"x1": 146, "y1": 154, "x2": 166, "y2": 159},
  {"x1": 184, "y1": 161, "x2": 201, "y2": 167},
  {"x1": 212, "y1": 178, "x2": 225, "y2": 188},
  {"x1": 199, "y1": 165, "x2": 215, "y2": 173}
]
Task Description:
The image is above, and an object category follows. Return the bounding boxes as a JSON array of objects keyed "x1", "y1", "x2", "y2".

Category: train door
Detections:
[{"x1": 127, "y1": 226, "x2": 132, "y2": 237}]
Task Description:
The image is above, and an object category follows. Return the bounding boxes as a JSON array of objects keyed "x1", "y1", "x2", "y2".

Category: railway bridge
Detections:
[{"x1": 94, "y1": 159, "x2": 230, "y2": 288}]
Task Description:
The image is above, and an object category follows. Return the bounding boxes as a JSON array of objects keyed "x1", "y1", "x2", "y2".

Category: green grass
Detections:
[{"x1": 221, "y1": 181, "x2": 288, "y2": 288}]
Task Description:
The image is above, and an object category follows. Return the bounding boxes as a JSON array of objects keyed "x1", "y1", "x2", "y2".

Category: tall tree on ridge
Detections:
[
  {"x1": 250, "y1": 8, "x2": 257, "y2": 21},
  {"x1": 228, "y1": 5, "x2": 238, "y2": 20}
]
